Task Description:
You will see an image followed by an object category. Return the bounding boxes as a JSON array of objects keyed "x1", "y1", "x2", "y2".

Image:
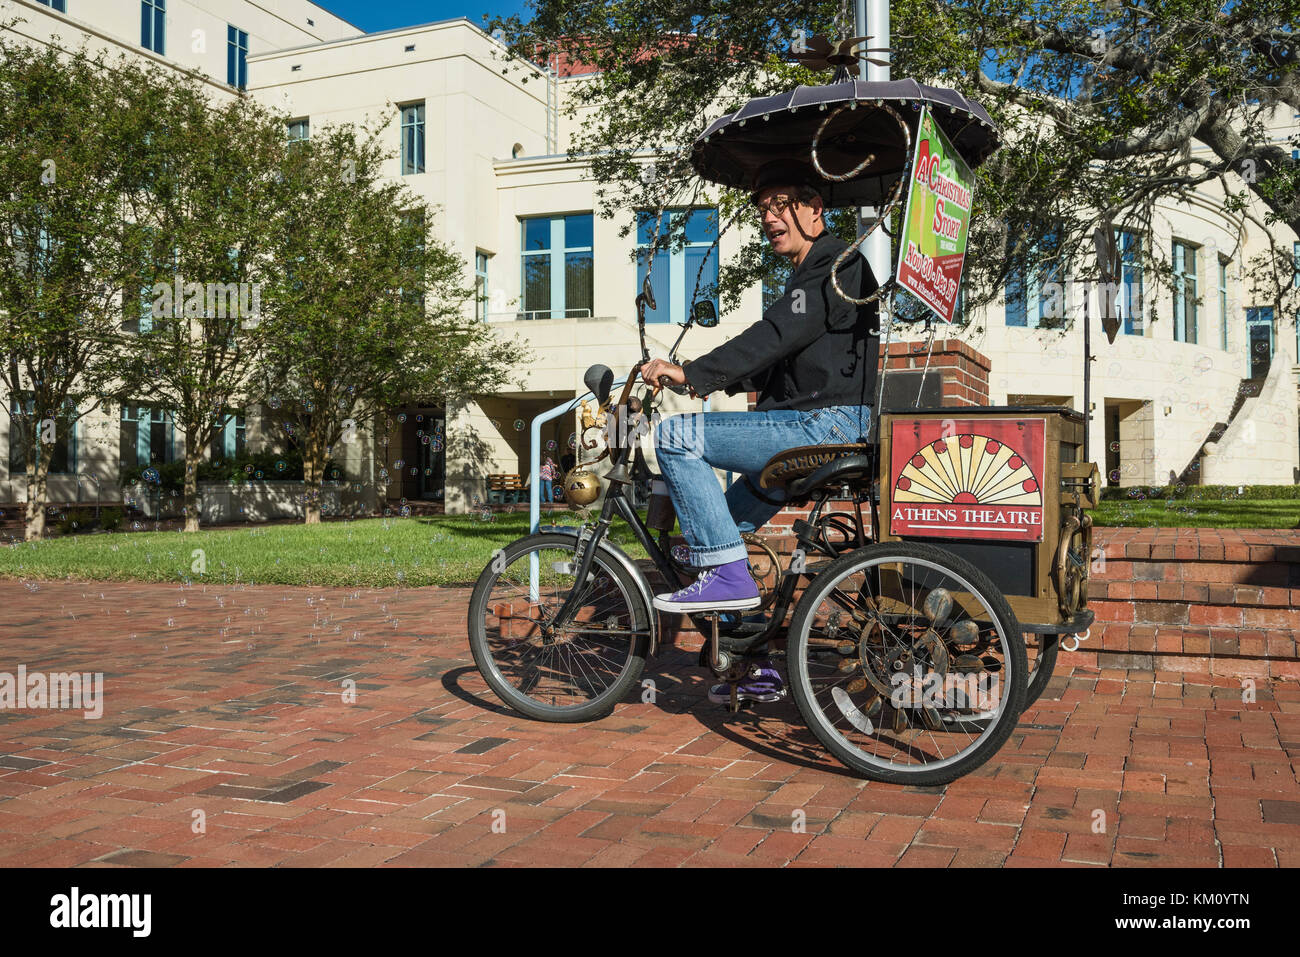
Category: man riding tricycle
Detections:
[{"x1": 467, "y1": 72, "x2": 1096, "y2": 786}]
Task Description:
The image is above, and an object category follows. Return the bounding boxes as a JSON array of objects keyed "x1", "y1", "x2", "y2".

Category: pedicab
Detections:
[{"x1": 467, "y1": 49, "x2": 1098, "y2": 785}]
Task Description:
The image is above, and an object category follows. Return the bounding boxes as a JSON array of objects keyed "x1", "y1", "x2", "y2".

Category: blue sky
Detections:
[{"x1": 313, "y1": 0, "x2": 533, "y2": 33}]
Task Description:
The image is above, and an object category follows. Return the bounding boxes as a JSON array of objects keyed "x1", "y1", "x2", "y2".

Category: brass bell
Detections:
[{"x1": 562, "y1": 468, "x2": 601, "y2": 507}]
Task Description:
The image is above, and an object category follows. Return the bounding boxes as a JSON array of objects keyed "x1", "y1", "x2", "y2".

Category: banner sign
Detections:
[
  {"x1": 894, "y1": 105, "x2": 975, "y2": 323},
  {"x1": 889, "y1": 418, "x2": 1046, "y2": 542}
]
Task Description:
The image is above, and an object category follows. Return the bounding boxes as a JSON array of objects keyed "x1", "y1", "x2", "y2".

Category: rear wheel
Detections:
[
  {"x1": 786, "y1": 542, "x2": 1026, "y2": 786},
  {"x1": 467, "y1": 533, "x2": 651, "y2": 722}
]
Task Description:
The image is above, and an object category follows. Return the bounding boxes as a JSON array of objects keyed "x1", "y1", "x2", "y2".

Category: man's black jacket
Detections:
[{"x1": 682, "y1": 232, "x2": 879, "y2": 415}]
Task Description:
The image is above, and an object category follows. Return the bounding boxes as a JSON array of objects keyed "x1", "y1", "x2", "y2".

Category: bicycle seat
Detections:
[{"x1": 759, "y1": 443, "x2": 875, "y2": 497}]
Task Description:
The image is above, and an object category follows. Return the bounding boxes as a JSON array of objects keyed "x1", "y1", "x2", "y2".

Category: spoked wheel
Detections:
[
  {"x1": 467, "y1": 533, "x2": 651, "y2": 722},
  {"x1": 786, "y1": 542, "x2": 1026, "y2": 786},
  {"x1": 1024, "y1": 632, "x2": 1060, "y2": 705}
]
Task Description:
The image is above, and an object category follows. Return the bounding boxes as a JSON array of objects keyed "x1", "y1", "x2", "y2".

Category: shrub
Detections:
[
  {"x1": 1100, "y1": 484, "x2": 1300, "y2": 502},
  {"x1": 120, "y1": 449, "x2": 343, "y2": 494}
]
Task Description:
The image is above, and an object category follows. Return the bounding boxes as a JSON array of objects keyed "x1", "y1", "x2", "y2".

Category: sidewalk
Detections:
[{"x1": 0, "y1": 580, "x2": 1296, "y2": 867}]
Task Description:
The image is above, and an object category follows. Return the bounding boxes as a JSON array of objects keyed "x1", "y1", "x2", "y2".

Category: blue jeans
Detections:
[
  {"x1": 540, "y1": 478, "x2": 553, "y2": 503},
  {"x1": 653, "y1": 405, "x2": 870, "y2": 568}
]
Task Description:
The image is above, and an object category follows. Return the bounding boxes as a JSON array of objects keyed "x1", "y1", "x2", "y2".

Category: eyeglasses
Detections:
[{"x1": 753, "y1": 195, "x2": 800, "y2": 217}]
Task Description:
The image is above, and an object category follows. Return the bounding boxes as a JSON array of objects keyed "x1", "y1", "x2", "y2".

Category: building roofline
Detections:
[
  {"x1": 249, "y1": 16, "x2": 509, "y2": 60},
  {"x1": 306, "y1": 1, "x2": 367, "y2": 36}
]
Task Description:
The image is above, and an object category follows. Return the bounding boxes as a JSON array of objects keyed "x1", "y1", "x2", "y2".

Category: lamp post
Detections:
[{"x1": 858, "y1": 0, "x2": 891, "y2": 292}]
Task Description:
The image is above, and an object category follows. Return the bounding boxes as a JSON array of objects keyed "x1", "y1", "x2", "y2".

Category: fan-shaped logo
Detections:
[{"x1": 890, "y1": 420, "x2": 1046, "y2": 542}]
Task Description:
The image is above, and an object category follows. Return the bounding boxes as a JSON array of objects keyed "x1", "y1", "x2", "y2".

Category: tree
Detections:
[
  {"x1": 256, "y1": 121, "x2": 528, "y2": 524},
  {"x1": 490, "y1": 0, "x2": 1299, "y2": 325},
  {"x1": 0, "y1": 28, "x2": 150, "y2": 540},
  {"x1": 121, "y1": 70, "x2": 293, "y2": 532}
]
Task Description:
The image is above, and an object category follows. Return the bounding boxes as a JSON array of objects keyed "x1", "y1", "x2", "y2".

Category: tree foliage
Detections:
[
  {"x1": 489, "y1": 0, "x2": 1299, "y2": 328},
  {"x1": 0, "y1": 27, "x2": 150, "y2": 539},
  {"x1": 255, "y1": 120, "x2": 529, "y2": 523},
  {"x1": 119, "y1": 70, "x2": 293, "y2": 532}
]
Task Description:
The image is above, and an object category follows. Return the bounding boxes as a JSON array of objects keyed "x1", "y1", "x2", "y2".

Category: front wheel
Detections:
[
  {"x1": 467, "y1": 533, "x2": 651, "y2": 722},
  {"x1": 786, "y1": 542, "x2": 1027, "y2": 786}
]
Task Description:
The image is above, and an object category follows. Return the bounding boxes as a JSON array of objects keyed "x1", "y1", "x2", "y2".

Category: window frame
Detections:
[
  {"x1": 208, "y1": 411, "x2": 246, "y2": 464},
  {"x1": 475, "y1": 251, "x2": 490, "y2": 321},
  {"x1": 9, "y1": 394, "x2": 77, "y2": 476},
  {"x1": 399, "y1": 102, "x2": 426, "y2": 176},
  {"x1": 1003, "y1": 227, "x2": 1064, "y2": 330},
  {"x1": 635, "y1": 208, "x2": 719, "y2": 326},
  {"x1": 141, "y1": 0, "x2": 166, "y2": 55},
  {"x1": 1172, "y1": 239, "x2": 1198, "y2": 344},
  {"x1": 1219, "y1": 256, "x2": 1230, "y2": 351},
  {"x1": 119, "y1": 402, "x2": 176, "y2": 475},
  {"x1": 518, "y1": 214, "x2": 594, "y2": 320},
  {"x1": 227, "y1": 25, "x2": 249, "y2": 90}
]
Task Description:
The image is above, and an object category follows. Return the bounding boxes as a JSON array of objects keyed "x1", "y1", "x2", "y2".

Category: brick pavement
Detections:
[{"x1": 0, "y1": 579, "x2": 1297, "y2": 868}]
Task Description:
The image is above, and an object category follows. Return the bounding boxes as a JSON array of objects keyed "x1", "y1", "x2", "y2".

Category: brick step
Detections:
[
  {"x1": 1093, "y1": 532, "x2": 1300, "y2": 564},
  {"x1": 1092, "y1": 557, "x2": 1297, "y2": 587},
  {"x1": 1091, "y1": 597, "x2": 1300, "y2": 630},
  {"x1": 1090, "y1": 579, "x2": 1299, "y2": 606},
  {"x1": 1089, "y1": 622, "x2": 1299, "y2": 659},
  {"x1": 1057, "y1": 648, "x2": 1300, "y2": 681}
]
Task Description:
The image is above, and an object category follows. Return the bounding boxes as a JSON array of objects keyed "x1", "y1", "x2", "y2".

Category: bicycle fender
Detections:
[{"x1": 540, "y1": 527, "x2": 660, "y2": 655}]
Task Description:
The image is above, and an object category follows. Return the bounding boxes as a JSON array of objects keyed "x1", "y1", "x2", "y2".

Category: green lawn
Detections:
[
  {"x1": 0, "y1": 512, "x2": 664, "y2": 588},
  {"x1": 1, "y1": 497, "x2": 1294, "y2": 588},
  {"x1": 1092, "y1": 498, "x2": 1300, "y2": 529}
]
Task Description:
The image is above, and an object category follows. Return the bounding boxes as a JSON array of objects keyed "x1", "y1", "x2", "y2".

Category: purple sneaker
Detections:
[
  {"x1": 709, "y1": 662, "x2": 786, "y2": 704},
  {"x1": 652, "y1": 558, "x2": 761, "y2": 613}
]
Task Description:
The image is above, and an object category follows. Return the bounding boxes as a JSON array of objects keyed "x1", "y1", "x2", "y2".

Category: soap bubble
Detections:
[
  {"x1": 275, "y1": 460, "x2": 287, "y2": 472},
  {"x1": 513, "y1": 419, "x2": 525, "y2": 431},
  {"x1": 398, "y1": 413, "x2": 407, "y2": 423}
]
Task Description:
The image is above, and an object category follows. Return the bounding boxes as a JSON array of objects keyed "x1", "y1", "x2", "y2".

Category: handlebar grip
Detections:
[{"x1": 658, "y1": 375, "x2": 689, "y2": 396}]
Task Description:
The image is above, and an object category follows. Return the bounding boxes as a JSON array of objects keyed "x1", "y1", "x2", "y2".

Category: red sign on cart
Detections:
[{"x1": 889, "y1": 418, "x2": 1046, "y2": 542}]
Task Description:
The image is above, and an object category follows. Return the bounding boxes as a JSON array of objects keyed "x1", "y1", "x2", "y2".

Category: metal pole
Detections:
[{"x1": 859, "y1": 0, "x2": 891, "y2": 293}]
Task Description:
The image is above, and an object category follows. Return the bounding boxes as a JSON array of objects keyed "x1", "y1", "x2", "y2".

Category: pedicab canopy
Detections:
[{"x1": 690, "y1": 78, "x2": 999, "y2": 324}]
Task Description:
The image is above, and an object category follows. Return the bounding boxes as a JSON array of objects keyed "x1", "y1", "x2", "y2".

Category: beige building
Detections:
[{"x1": 1, "y1": 0, "x2": 1296, "y2": 522}]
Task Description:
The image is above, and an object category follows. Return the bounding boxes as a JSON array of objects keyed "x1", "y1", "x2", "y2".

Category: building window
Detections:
[
  {"x1": 636, "y1": 209, "x2": 719, "y2": 325},
  {"x1": 1218, "y1": 257, "x2": 1230, "y2": 351},
  {"x1": 227, "y1": 26, "x2": 249, "y2": 90},
  {"x1": 209, "y1": 412, "x2": 245, "y2": 465},
  {"x1": 1246, "y1": 306, "x2": 1273, "y2": 379},
  {"x1": 519, "y1": 214, "x2": 593, "y2": 320},
  {"x1": 475, "y1": 251, "x2": 490, "y2": 321},
  {"x1": 35, "y1": 0, "x2": 67, "y2": 12},
  {"x1": 1111, "y1": 230, "x2": 1143, "y2": 335},
  {"x1": 400, "y1": 103, "x2": 425, "y2": 175},
  {"x1": 287, "y1": 118, "x2": 310, "y2": 143},
  {"x1": 141, "y1": 0, "x2": 165, "y2": 55},
  {"x1": 9, "y1": 395, "x2": 76, "y2": 476},
  {"x1": 1172, "y1": 240, "x2": 1197, "y2": 343},
  {"x1": 1004, "y1": 230, "x2": 1063, "y2": 329},
  {"x1": 120, "y1": 403, "x2": 175, "y2": 474}
]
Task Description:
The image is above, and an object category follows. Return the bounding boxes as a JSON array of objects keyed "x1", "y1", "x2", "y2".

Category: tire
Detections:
[
  {"x1": 1024, "y1": 632, "x2": 1059, "y2": 706},
  {"x1": 467, "y1": 533, "x2": 651, "y2": 722},
  {"x1": 786, "y1": 541, "x2": 1027, "y2": 786}
]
